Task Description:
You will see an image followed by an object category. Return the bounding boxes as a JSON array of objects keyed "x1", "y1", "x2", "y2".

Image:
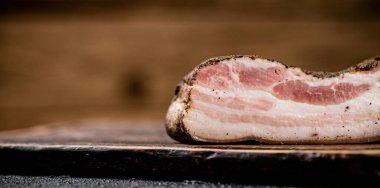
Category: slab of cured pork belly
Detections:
[{"x1": 166, "y1": 55, "x2": 380, "y2": 144}]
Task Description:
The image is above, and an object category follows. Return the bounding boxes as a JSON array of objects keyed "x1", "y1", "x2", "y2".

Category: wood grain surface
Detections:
[
  {"x1": 0, "y1": 120, "x2": 379, "y2": 186},
  {"x1": 1, "y1": 0, "x2": 380, "y2": 131}
]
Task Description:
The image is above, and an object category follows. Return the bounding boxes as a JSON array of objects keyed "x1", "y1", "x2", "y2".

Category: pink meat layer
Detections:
[{"x1": 196, "y1": 63, "x2": 370, "y2": 106}]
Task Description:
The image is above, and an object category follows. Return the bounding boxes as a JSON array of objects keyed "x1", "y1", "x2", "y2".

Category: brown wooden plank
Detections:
[
  {"x1": 2, "y1": 0, "x2": 380, "y2": 131},
  {"x1": 0, "y1": 119, "x2": 379, "y2": 153},
  {"x1": 0, "y1": 120, "x2": 379, "y2": 186}
]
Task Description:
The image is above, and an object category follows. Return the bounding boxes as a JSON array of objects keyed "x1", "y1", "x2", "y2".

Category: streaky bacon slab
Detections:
[{"x1": 166, "y1": 55, "x2": 380, "y2": 144}]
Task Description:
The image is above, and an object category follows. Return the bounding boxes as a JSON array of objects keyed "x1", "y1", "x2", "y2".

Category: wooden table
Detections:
[{"x1": 0, "y1": 119, "x2": 379, "y2": 186}]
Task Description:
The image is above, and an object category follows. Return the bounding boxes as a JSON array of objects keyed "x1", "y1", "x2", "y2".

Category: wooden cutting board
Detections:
[{"x1": 0, "y1": 119, "x2": 379, "y2": 186}]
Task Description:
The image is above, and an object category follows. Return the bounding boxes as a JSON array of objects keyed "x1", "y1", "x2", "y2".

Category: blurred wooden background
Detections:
[{"x1": 0, "y1": 0, "x2": 379, "y2": 130}]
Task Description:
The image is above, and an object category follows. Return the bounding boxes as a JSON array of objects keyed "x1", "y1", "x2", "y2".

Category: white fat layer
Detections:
[
  {"x1": 167, "y1": 100, "x2": 184, "y2": 121},
  {"x1": 230, "y1": 57, "x2": 280, "y2": 69},
  {"x1": 184, "y1": 110, "x2": 380, "y2": 142},
  {"x1": 180, "y1": 57, "x2": 380, "y2": 142}
]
